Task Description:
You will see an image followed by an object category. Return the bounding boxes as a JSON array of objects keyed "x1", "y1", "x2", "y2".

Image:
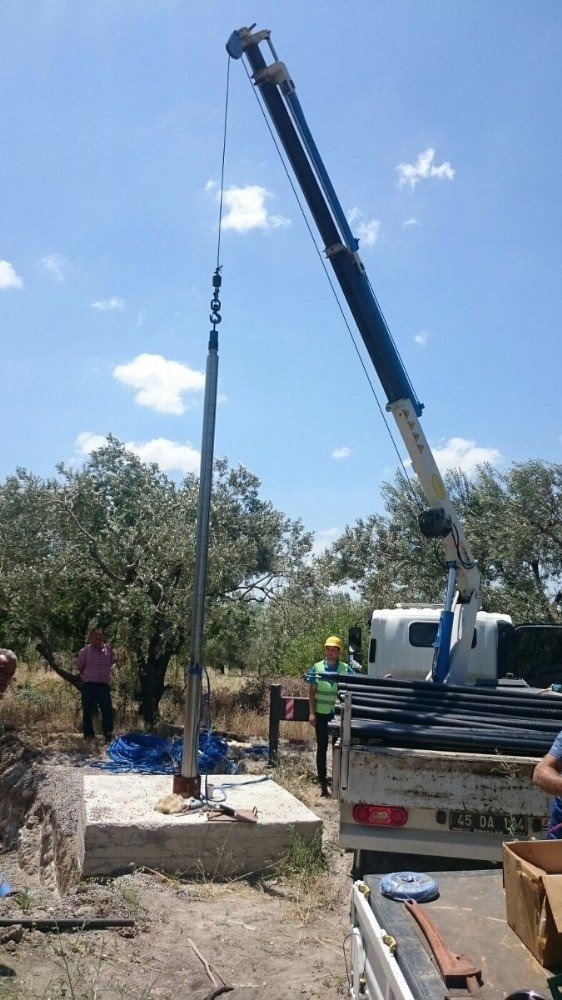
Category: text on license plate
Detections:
[{"x1": 449, "y1": 811, "x2": 527, "y2": 835}]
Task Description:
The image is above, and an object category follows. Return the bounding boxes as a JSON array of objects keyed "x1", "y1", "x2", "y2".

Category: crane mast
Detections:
[{"x1": 227, "y1": 26, "x2": 481, "y2": 685}]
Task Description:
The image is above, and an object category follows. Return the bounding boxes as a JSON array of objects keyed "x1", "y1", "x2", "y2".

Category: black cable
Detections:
[
  {"x1": 451, "y1": 521, "x2": 476, "y2": 570},
  {"x1": 341, "y1": 931, "x2": 354, "y2": 991},
  {"x1": 215, "y1": 55, "x2": 231, "y2": 269}
]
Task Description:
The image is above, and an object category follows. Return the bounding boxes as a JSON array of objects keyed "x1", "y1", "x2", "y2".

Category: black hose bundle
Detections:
[{"x1": 332, "y1": 676, "x2": 562, "y2": 755}]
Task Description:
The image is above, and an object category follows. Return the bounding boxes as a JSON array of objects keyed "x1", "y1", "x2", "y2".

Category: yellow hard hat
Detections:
[{"x1": 324, "y1": 635, "x2": 342, "y2": 650}]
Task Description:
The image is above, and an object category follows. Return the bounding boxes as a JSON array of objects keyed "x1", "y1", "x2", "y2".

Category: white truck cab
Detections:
[{"x1": 368, "y1": 604, "x2": 515, "y2": 685}]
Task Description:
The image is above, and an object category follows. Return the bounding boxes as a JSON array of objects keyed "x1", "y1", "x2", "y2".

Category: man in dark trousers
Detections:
[
  {"x1": 307, "y1": 636, "x2": 354, "y2": 796},
  {"x1": 75, "y1": 627, "x2": 115, "y2": 741}
]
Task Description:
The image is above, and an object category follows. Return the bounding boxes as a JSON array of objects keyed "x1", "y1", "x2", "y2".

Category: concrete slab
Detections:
[{"x1": 80, "y1": 773, "x2": 322, "y2": 877}]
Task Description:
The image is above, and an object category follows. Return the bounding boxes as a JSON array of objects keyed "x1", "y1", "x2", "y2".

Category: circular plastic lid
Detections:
[{"x1": 380, "y1": 871, "x2": 439, "y2": 902}]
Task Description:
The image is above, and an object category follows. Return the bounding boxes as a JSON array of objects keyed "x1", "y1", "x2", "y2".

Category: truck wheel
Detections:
[{"x1": 351, "y1": 850, "x2": 363, "y2": 880}]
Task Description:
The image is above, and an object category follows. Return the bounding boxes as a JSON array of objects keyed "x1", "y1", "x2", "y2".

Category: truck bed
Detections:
[
  {"x1": 358, "y1": 869, "x2": 558, "y2": 999},
  {"x1": 335, "y1": 742, "x2": 549, "y2": 860},
  {"x1": 340, "y1": 744, "x2": 546, "y2": 813}
]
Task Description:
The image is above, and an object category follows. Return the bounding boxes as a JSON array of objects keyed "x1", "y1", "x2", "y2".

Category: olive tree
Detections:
[
  {"x1": 0, "y1": 438, "x2": 313, "y2": 723},
  {"x1": 319, "y1": 460, "x2": 562, "y2": 624}
]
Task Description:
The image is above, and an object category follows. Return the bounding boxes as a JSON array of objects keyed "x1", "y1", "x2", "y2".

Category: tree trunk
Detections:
[
  {"x1": 136, "y1": 640, "x2": 173, "y2": 726},
  {"x1": 36, "y1": 640, "x2": 82, "y2": 691}
]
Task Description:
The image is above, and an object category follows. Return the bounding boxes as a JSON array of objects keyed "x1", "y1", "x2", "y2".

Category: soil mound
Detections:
[{"x1": 0, "y1": 732, "x2": 82, "y2": 892}]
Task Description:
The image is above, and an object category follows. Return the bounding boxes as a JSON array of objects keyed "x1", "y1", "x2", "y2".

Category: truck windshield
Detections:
[
  {"x1": 409, "y1": 622, "x2": 477, "y2": 649},
  {"x1": 514, "y1": 625, "x2": 562, "y2": 687}
]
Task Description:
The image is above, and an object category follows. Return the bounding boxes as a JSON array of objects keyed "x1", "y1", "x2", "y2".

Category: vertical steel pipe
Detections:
[{"x1": 175, "y1": 273, "x2": 221, "y2": 794}]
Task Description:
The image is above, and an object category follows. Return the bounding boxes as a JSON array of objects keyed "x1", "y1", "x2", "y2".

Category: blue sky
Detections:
[{"x1": 1, "y1": 2, "x2": 561, "y2": 551}]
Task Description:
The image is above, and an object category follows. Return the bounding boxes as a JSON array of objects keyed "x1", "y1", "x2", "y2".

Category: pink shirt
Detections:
[{"x1": 75, "y1": 643, "x2": 114, "y2": 684}]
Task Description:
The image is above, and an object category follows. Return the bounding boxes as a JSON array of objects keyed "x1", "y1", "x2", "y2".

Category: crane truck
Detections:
[
  {"x1": 227, "y1": 24, "x2": 562, "y2": 1000},
  {"x1": 226, "y1": 24, "x2": 559, "y2": 869}
]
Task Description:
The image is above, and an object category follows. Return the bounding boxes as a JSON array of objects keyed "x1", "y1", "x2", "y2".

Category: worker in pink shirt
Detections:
[{"x1": 74, "y1": 627, "x2": 115, "y2": 741}]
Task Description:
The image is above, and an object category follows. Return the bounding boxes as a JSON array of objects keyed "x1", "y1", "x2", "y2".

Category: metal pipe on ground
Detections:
[{"x1": 0, "y1": 918, "x2": 135, "y2": 930}]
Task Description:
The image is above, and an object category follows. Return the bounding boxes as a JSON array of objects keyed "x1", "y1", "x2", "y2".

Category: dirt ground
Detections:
[{"x1": 0, "y1": 732, "x2": 354, "y2": 1000}]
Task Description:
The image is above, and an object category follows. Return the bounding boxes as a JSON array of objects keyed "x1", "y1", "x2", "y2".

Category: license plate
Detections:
[{"x1": 449, "y1": 810, "x2": 527, "y2": 835}]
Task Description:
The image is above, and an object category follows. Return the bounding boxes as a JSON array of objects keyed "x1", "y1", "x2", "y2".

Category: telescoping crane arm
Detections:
[{"x1": 226, "y1": 27, "x2": 481, "y2": 685}]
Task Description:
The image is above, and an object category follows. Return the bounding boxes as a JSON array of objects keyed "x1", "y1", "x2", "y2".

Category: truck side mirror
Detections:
[{"x1": 348, "y1": 625, "x2": 362, "y2": 666}]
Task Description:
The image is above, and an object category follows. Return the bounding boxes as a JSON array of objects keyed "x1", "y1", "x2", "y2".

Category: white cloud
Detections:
[
  {"x1": 113, "y1": 353, "x2": 205, "y2": 415},
  {"x1": 312, "y1": 527, "x2": 340, "y2": 557},
  {"x1": 332, "y1": 446, "x2": 353, "y2": 460},
  {"x1": 414, "y1": 331, "x2": 429, "y2": 346},
  {"x1": 432, "y1": 436, "x2": 501, "y2": 475},
  {"x1": 396, "y1": 148, "x2": 455, "y2": 190},
  {"x1": 219, "y1": 185, "x2": 290, "y2": 232},
  {"x1": 403, "y1": 217, "x2": 418, "y2": 227},
  {"x1": 75, "y1": 432, "x2": 200, "y2": 474},
  {"x1": 75, "y1": 432, "x2": 107, "y2": 454},
  {"x1": 91, "y1": 296, "x2": 125, "y2": 311},
  {"x1": 125, "y1": 438, "x2": 200, "y2": 473},
  {"x1": 38, "y1": 252, "x2": 66, "y2": 281},
  {"x1": 348, "y1": 206, "x2": 380, "y2": 247},
  {"x1": 0, "y1": 260, "x2": 23, "y2": 290},
  {"x1": 205, "y1": 179, "x2": 217, "y2": 192}
]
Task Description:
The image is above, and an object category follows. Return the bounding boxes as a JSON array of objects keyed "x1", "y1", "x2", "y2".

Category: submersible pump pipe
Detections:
[{"x1": 176, "y1": 273, "x2": 221, "y2": 796}]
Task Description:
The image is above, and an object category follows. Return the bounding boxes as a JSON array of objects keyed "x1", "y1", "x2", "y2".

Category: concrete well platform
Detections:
[{"x1": 80, "y1": 774, "x2": 322, "y2": 878}]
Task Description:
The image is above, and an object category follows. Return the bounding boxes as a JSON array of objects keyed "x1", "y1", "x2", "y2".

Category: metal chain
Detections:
[
  {"x1": 209, "y1": 267, "x2": 222, "y2": 331},
  {"x1": 207, "y1": 53, "x2": 230, "y2": 337}
]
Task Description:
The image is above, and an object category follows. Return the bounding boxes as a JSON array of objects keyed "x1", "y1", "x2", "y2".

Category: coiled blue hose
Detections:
[
  {"x1": 380, "y1": 871, "x2": 439, "y2": 902},
  {"x1": 89, "y1": 731, "x2": 237, "y2": 775}
]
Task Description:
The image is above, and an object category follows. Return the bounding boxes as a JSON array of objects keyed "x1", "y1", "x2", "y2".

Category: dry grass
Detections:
[
  {"x1": 0, "y1": 662, "x2": 313, "y2": 750},
  {"x1": 0, "y1": 667, "x2": 80, "y2": 733}
]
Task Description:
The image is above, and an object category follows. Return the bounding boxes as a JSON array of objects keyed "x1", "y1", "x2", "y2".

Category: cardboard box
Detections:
[{"x1": 503, "y1": 839, "x2": 562, "y2": 967}]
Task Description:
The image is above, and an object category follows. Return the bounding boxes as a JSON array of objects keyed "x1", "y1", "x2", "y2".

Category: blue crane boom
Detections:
[{"x1": 226, "y1": 26, "x2": 481, "y2": 685}]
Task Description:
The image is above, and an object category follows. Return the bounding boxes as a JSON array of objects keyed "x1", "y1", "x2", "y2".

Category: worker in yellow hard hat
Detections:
[{"x1": 306, "y1": 636, "x2": 354, "y2": 796}]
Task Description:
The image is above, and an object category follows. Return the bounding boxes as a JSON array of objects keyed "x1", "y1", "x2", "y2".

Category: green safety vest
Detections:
[{"x1": 310, "y1": 660, "x2": 350, "y2": 715}]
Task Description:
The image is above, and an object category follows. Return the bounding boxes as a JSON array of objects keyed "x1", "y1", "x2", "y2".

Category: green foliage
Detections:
[
  {"x1": 1, "y1": 442, "x2": 559, "y2": 727},
  {"x1": 16, "y1": 890, "x2": 33, "y2": 913},
  {"x1": 0, "y1": 438, "x2": 313, "y2": 722},
  {"x1": 246, "y1": 590, "x2": 369, "y2": 676},
  {"x1": 118, "y1": 880, "x2": 142, "y2": 915},
  {"x1": 276, "y1": 829, "x2": 328, "y2": 880},
  {"x1": 320, "y1": 460, "x2": 562, "y2": 626},
  {"x1": 13, "y1": 682, "x2": 55, "y2": 710}
]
